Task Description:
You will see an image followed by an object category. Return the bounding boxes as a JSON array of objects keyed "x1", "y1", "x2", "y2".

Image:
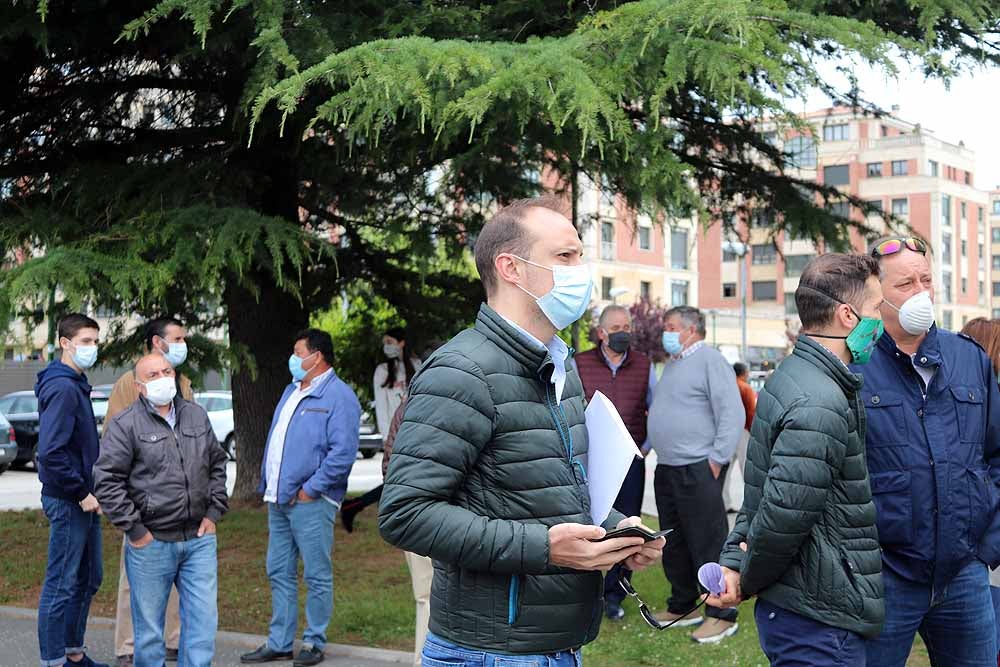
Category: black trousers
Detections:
[
  {"x1": 654, "y1": 460, "x2": 737, "y2": 622},
  {"x1": 603, "y1": 457, "x2": 646, "y2": 605}
]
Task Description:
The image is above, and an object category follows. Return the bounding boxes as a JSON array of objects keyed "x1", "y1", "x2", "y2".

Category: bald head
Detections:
[{"x1": 135, "y1": 353, "x2": 175, "y2": 384}]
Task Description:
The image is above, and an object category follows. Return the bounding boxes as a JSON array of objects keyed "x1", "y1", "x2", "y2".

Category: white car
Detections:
[{"x1": 194, "y1": 391, "x2": 236, "y2": 460}]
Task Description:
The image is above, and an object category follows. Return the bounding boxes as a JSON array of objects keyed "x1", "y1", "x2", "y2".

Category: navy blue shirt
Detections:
[
  {"x1": 852, "y1": 326, "x2": 1000, "y2": 590},
  {"x1": 35, "y1": 360, "x2": 100, "y2": 502}
]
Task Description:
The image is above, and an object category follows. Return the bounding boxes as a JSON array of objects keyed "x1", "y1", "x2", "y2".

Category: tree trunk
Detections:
[{"x1": 225, "y1": 274, "x2": 308, "y2": 501}]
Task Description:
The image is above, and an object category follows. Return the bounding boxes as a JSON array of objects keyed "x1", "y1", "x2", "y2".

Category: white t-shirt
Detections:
[{"x1": 373, "y1": 358, "x2": 422, "y2": 436}]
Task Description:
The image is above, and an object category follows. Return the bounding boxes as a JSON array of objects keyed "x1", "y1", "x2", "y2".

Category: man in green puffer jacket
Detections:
[
  {"x1": 707, "y1": 253, "x2": 886, "y2": 666},
  {"x1": 379, "y1": 196, "x2": 665, "y2": 664}
]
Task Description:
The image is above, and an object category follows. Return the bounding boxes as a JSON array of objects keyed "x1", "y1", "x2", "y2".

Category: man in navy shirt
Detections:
[
  {"x1": 36, "y1": 313, "x2": 109, "y2": 667},
  {"x1": 853, "y1": 238, "x2": 1000, "y2": 666}
]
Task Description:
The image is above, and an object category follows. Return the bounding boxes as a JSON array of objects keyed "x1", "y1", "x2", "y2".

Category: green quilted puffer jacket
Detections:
[
  {"x1": 719, "y1": 335, "x2": 884, "y2": 638},
  {"x1": 379, "y1": 303, "x2": 625, "y2": 654}
]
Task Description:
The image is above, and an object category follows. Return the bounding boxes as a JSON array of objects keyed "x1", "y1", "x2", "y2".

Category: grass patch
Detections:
[{"x1": 0, "y1": 508, "x2": 931, "y2": 665}]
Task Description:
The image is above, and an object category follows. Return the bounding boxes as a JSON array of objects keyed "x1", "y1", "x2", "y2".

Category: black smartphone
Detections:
[{"x1": 594, "y1": 526, "x2": 673, "y2": 543}]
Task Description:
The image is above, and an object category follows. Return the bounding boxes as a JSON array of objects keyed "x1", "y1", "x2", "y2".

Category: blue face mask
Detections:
[
  {"x1": 163, "y1": 342, "x2": 188, "y2": 367},
  {"x1": 288, "y1": 351, "x2": 317, "y2": 382},
  {"x1": 662, "y1": 330, "x2": 690, "y2": 356},
  {"x1": 511, "y1": 255, "x2": 593, "y2": 330},
  {"x1": 71, "y1": 343, "x2": 99, "y2": 370}
]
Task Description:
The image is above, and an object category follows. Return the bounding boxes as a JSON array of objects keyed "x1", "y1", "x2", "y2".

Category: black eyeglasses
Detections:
[{"x1": 619, "y1": 575, "x2": 706, "y2": 630}]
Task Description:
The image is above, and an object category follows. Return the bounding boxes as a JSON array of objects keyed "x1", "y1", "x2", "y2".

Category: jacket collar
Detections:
[
  {"x1": 475, "y1": 303, "x2": 556, "y2": 380},
  {"x1": 877, "y1": 324, "x2": 943, "y2": 366},
  {"x1": 794, "y1": 335, "x2": 863, "y2": 394}
]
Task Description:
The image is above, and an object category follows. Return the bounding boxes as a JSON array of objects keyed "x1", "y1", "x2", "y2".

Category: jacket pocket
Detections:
[
  {"x1": 838, "y1": 547, "x2": 864, "y2": 614},
  {"x1": 968, "y1": 468, "x2": 995, "y2": 545},
  {"x1": 507, "y1": 575, "x2": 522, "y2": 625},
  {"x1": 951, "y1": 386, "x2": 985, "y2": 443},
  {"x1": 861, "y1": 392, "x2": 906, "y2": 447},
  {"x1": 870, "y1": 471, "x2": 913, "y2": 546}
]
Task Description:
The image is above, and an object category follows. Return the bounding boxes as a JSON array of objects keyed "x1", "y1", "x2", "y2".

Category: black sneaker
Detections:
[
  {"x1": 240, "y1": 644, "x2": 295, "y2": 663},
  {"x1": 66, "y1": 656, "x2": 110, "y2": 667},
  {"x1": 165, "y1": 648, "x2": 179, "y2": 662},
  {"x1": 605, "y1": 601, "x2": 625, "y2": 621},
  {"x1": 293, "y1": 646, "x2": 325, "y2": 666}
]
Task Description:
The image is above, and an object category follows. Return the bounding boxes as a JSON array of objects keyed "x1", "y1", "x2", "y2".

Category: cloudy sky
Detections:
[{"x1": 802, "y1": 58, "x2": 1000, "y2": 191}]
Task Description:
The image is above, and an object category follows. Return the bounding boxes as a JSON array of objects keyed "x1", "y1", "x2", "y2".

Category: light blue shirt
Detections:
[
  {"x1": 164, "y1": 402, "x2": 177, "y2": 430},
  {"x1": 501, "y1": 316, "x2": 569, "y2": 404}
]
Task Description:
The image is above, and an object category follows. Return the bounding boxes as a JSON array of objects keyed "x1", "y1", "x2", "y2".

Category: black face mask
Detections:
[{"x1": 606, "y1": 331, "x2": 631, "y2": 354}]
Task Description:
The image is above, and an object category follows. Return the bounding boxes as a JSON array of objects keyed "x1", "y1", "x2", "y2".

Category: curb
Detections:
[{"x1": 0, "y1": 606, "x2": 413, "y2": 664}]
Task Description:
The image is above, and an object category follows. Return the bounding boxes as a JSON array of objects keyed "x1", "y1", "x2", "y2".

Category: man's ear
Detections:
[{"x1": 494, "y1": 254, "x2": 522, "y2": 286}]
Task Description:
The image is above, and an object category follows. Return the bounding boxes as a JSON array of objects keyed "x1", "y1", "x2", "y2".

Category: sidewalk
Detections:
[{"x1": 0, "y1": 606, "x2": 412, "y2": 667}]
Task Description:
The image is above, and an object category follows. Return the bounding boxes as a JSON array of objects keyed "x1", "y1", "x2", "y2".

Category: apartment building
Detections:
[
  {"x1": 697, "y1": 106, "x2": 992, "y2": 366},
  {"x1": 991, "y1": 189, "x2": 1000, "y2": 319}
]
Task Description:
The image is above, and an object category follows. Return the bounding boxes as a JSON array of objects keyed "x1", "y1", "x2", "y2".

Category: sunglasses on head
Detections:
[
  {"x1": 871, "y1": 237, "x2": 927, "y2": 258},
  {"x1": 619, "y1": 575, "x2": 706, "y2": 630}
]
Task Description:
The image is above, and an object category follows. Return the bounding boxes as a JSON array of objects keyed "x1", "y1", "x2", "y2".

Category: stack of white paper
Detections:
[{"x1": 584, "y1": 390, "x2": 643, "y2": 525}]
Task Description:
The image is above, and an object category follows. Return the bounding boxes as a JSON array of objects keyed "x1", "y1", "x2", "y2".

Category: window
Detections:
[
  {"x1": 752, "y1": 209, "x2": 774, "y2": 228},
  {"x1": 866, "y1": 162, "x2": 883, "y2": 178},
  {"x1": 723, "y1": 283, "x2": 737, "y2": 298},
  {"x1": 980, "y1": 281, "x2": 986, "y2": 299},
  {"x1": 601, "y1": 277, "x2": 613, "y2": 300},
  {"x1": 891, "y1": 198, "x2": 908, "y2": 216},
  {"x1": 785, "y1": 292, "x2": 798, "y2": 316},
  {"x1": 942, "y1": 271, "x2": 952, "y2": 303},
  {"x1": 993, "y1": 200, "x2": 1000, "y2": 215},
  {"x1": 965, "y1": 172, "x2": 972, "y2": 185},
  {"x1": 640, "y1": 281, "x2": 651, "y2": 301},
  {"x1": 880, "y1": 124, "x2": 889, "y2": 137},
  {"x1": 994, "y1": 308, "x2": 1000, "y2": 319},
  {"x1": 994, "y1": 282, "x2": 1000, "y2": 298},
  {"x1": 670, "y1": 229, "x2": 689, "y2": 269},
  {"x1": 752, "y1": 243, "x2": 777, "y2": 265},
  {"x1": 979, "y1": 208, "x2": 984, "y2": 225},
  {"x1": 784, "y1": 254, "x2": 811, "y2": 277},
  {"x1": 671, "y1": 280, "x2": 689, "y2": 306},
  {"x1": 891, "y1": 160, "x2": 908, "y2": 176},
  {"x1": 828, "y1": 201, "x2": 850, "y2": 219},
  {"x1": 942, "y1": 310, "x2": 953, "y2": 331},
  {"x1": 929, "y1": 160, "x2": 939, "y2": 177},
  {"x1": 993, "y1": 228, "x2": 1000, "y2": 243},
  {"x1": 722, "y1": 248, "x2": 739, "y2": 262},
  {"x1": 942, "y1": 233, "x2": 952, "y2": 264},
  {"x1": 867, "y1": 199, "x2": 884, "y2": 215},
  {"x1": 785, "y1": 136, "x2": 817, "y2": 168},
  {"x1": 600, "y1": 221, "x2": 615, "y2": 260},
  {"x1": 942, "y1": 195, "x2": 952, "y2": 225},
  {"x1": 752, "y1": 281, "x2": 777, "y2": 301},
  {"x1": 961, "y1": 239, "x2": 967, "y2": 257},
  {"x1": 961, "y1": 202, "x2": 968, "y2": 219},
  {"x1": 990, "y1": 256, "x2": 1000, "y2": 272},
  {"x1": 979, "y1": 243, "x2": 985, "y2": 270},
  {"x1": 823, "y1": 164, "x2": 850, "y2": 186},
  {"x1": 823, "y1": 124, "x2": 849, "y2": 141},
  {"x1": 632, "y1": 225, "x2": 650, "y2": 252},
  {"x1": 961, "y1": 277, "x2": 967, "y2": 294}
]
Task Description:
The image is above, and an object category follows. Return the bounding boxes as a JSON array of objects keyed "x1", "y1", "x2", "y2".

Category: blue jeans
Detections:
[
  {"x1": 755, "y1": 598, "x2": 865, "y2": 667},
  {"x1": 866, "y1": 559, "x2": 997, "y2": 666},
  {"x1": 266, "y1": 499, "x2": 336, "y2": 652},
  {"x1": 422, "y1": 632, "x2": 582, "y2": 667},
  {"x1": 125, "y1": 534, "x2": 218, "y2": 667},
  {"x1": 37, "y1": 496, "x2": 103, "y2": 667}
]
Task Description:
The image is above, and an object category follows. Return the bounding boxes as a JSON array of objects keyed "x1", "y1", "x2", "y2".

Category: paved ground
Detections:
[
  {"x1": 0, "y1": 455, "x2": 385, "y2": 512},
  {"x1": 0, "y1": 607, "x2": 411, "y2": 667}
]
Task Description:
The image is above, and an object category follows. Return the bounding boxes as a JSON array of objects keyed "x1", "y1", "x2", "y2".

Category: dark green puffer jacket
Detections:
[
  {"x1": 719, "y1": 335, "x2": 884, "y2": 638},
  {"x1": 379, "y1": 304, "x2": 625, "y2": 654}
]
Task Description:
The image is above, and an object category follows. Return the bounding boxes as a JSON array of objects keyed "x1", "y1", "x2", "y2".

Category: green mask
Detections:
[{"x1": 844, "y1": 312, "x2": 884, "y2": 365}]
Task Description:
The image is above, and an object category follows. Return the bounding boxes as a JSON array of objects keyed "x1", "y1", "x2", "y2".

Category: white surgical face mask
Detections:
[
  {"x1": 511, "y1": 255, "x2": 594, "y2": 330},
  {"x1": 141, "y1": 376, "x2": 177, "y2": 407},
  {"x1": 163, "y1": 341, "x2": 188, "y2": 367},
  {"x1": 884, "y1": 290, "x2": 935, "y2": 336}
]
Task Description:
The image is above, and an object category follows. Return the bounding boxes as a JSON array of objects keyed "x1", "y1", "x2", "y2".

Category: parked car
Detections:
[
  {"x1": 0, "y1": 388, "x2": 110, "y2": 469},
  {"x1": 0, "y1": 391, "x2": 39, "y2": 469},
  {"x1": 194, "y1": 391, "x2": 236, "y2": 460},
  {"x1": 0, "y1": 412, "x2": 17, "y2": 475},
  {"x1": 359, "y1": 406, "x2": 382, "y2": 459}
]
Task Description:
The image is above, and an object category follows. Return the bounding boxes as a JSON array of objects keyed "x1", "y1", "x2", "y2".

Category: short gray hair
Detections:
[
  {"x1": 665, "y1": 305, "x2": 706, "y2": 337},
  {"x1": 598, "y1": 305, "x2": 630, "y2": 329}
]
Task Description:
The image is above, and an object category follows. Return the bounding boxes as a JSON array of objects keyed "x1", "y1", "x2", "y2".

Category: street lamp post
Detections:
[{"x1": 722, "y1": 240, "x2": 749, "y2": 363}]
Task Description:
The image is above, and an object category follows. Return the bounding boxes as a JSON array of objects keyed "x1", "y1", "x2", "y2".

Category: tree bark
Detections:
[{"x1": 225, "y1": 274, "x2": 308, "y2": 501}]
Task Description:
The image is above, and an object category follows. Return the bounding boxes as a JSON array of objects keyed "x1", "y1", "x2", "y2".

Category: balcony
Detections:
[{"x1": 858, "y1": 134, "x2": 975, "y2": 161}]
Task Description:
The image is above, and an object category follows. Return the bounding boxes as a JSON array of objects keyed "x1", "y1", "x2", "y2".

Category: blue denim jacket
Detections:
[
  {"x1": 851, "y1": 326, "x2": 1000, "y2": 589},
  {"x1": 258, "y1": 370, "x2": 361, "y2": 505}
]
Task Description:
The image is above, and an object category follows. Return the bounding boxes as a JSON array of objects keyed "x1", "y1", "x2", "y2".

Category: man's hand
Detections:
[
  {"x1": 704, "y1": 542, "x2": 747, "y2": 609},
  {"x1": 615, "y1": 516, "x2": 665, "y2": 572},
  {"x1": 296, "y1": 488, "x2": 315, "y2": 503},
  {"x1": 129, "y1": 532, "x2": 154, "y2": 549},
  {"x1": 548, "y1": 523, "x2": 644, "y2": 572},
  {"x1": 79, "y1": 493, "x2": 101, "y2": 514},
  {"x1": 197, "y1": 518, "x2": 216, "y2": 537},
  {"x1": 709, "y1": 460, "x2": 722, "y2": 480}
]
